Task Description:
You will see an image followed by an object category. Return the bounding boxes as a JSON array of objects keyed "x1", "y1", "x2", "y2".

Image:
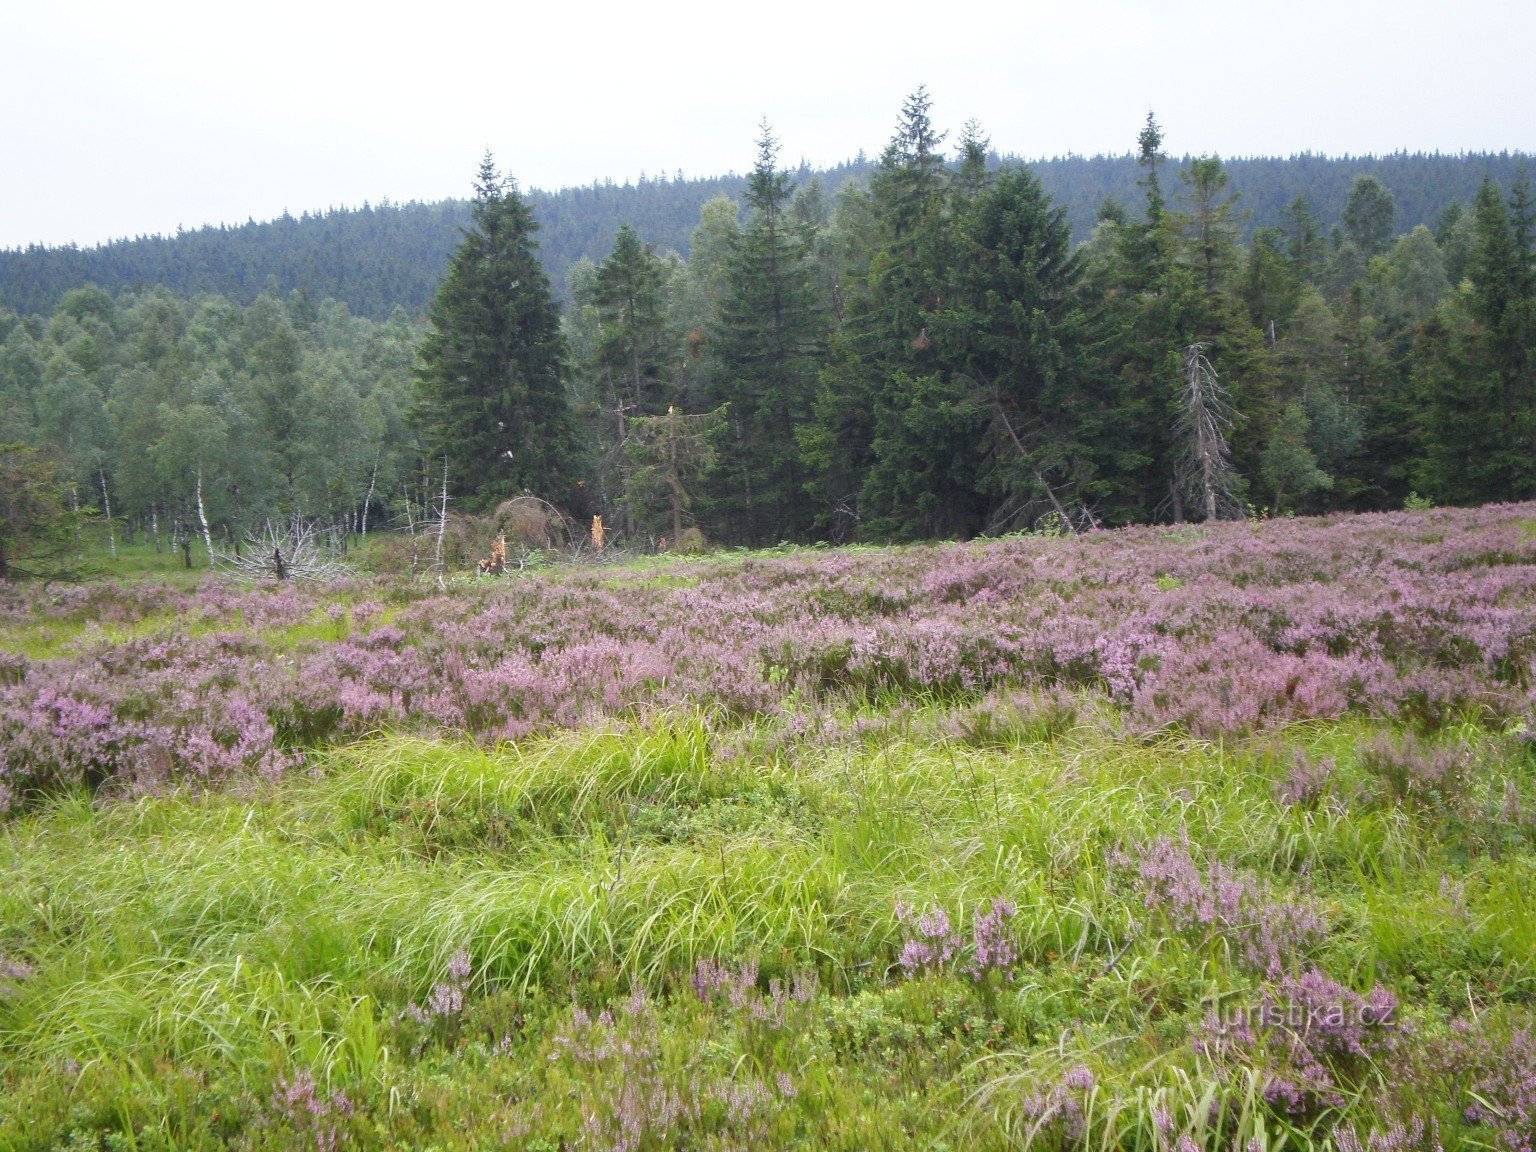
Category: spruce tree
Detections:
[
  {"x1": 414, "y1": 153, "x2": 574, "y2": 509},
  {"x1": 594, "y1": 224, "x2": 669, "y2": 420},
  {"x1": 942, "y1": 165, "x2": 1094, "y2": 532},
  {"x1": 1282, "y1": 195, "x2": 1325, "y2": 284},
  {"x1": 706, "y1": 123, "x2": 825, "y2": 544},
  {"x1": 587, "y1": 227, "x2": 663, "y2": 522},
  {"x1": 1092, "y1": 111, "x2": 1203, "y2": 521},
  {"x1": 841, "y1": 91, "x2": 971, "y2": 539}
]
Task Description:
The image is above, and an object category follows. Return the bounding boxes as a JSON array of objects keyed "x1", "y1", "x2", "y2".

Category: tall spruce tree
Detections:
[
  {"x1": 414, "y1": 153, "x2": 574, "y2": 508},
  {"x1": 706, "y1": 123, "x2": 825, "y2": 545},
  {"x1": 801, "y1": 93, "x2": 950, "y2": 541},
  {"x1": 1176, "y1": 156, "x2": 1243, "y2": 303},
  {"x1": 1283, "y1": 195, "x2": 1325, "y2": 284},
  {"x1": 1173, "y1": 154, "x2": 1274, "y2": 496},
  {"x1": 941, "y1": 165, "x2": 1094, "y2": 532},
  {"x1": 843, "y1": 91, "x2": 976, "y2": 539},
  {"x1": 588, "y1": 225, "x2": 670, "y2": 530},
  {"x1": 1089, "y1": 111, "x2": 1204, "y2": 521}
]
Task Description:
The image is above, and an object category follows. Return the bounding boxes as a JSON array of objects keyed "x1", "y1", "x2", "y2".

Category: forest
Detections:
[{"x1": 2, "y1": 90, "x2": 1533, "y2": 562}]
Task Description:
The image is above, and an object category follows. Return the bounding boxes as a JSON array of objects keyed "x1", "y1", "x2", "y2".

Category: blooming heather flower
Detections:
[
  {"x1": 1121, "y1": 837, "x2": 1327, "y2": 976},
  {"x1": 5, "y1": 502, "x2": 1536, "y2": 809}
]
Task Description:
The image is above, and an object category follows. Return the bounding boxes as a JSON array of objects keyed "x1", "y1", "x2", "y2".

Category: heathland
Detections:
[{"x1": 2, "y1": 502, "x2": 1535, "y2": 1150}]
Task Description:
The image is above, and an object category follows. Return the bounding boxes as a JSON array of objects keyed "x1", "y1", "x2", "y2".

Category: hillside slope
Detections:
[{"x1": 3, "y1": 151, "x2": 1528, "y2": 318}]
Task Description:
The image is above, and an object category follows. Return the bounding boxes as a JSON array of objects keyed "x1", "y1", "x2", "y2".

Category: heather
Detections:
[{"x1": 2, "y1": 504, "x2": 1536, "y2": 1149}]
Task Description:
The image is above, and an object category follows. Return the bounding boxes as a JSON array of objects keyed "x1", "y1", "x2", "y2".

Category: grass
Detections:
[
  {"x1": 4, "y1": 518, "x2": 1536, "y2": 1149},
  {"x1": 3, "y1": 699, "x2": 1533, "y2": 1149}
]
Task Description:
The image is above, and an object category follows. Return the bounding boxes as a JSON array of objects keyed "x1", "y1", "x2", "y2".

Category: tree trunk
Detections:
[
  {"x1": 70, "y1": 483, "x2": 82, "y2": 560},
  {"x1": 434, "y1": 456, "x2": 449, "y2": 589},
  {"x1": 669, "y1": 409, "x2": 684, "y2": 542},
  {"x1": 99, "y1": 469, "x2": 116, "y2": 559},
  {"x1": 196, "y1": 467, "x2": 214, "y2": 559},
  {"x1": 361, "y1": 450, "x2": 379, "y2": 539}
]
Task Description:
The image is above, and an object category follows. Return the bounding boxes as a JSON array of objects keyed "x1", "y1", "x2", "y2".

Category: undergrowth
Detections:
[{"x1": 2, "y1": 707, "x2": 1534, "y2": 1150}]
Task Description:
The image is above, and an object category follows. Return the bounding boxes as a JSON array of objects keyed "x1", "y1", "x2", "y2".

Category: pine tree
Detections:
[
  {"x1": 1260, "y1": 401, "x2": 1332, "y2": 512},
  {"x1": 1090, "y1": 111, "x2": 1205, "y2": 521},
  {"x1": 586, "y1": 225, "x2": 670, "y2": 530},
  {"x1": 0, "y1": 443, "x2": 91, "y2": 581},
  {"x1": 1115, "y1": 111, "x2": 1171, "y2": 294},
  {"x1": 622, "y1": 405, "x2": 724, "y2": 543},
  {"x1": 414, "y1": 153, "x2": 575, "y2": 509},
  {"x1": 1282, "y1": 195, "x2": 1325, "y2": 284},
  {"x1": 1175, "y1": 156, "x2": 1247, "y2": 307}
]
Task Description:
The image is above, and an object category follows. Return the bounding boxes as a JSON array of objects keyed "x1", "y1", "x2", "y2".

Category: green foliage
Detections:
[
  {"x1": 1177, "y1": 154, "x2": 1245, "y2": 301},
  {"x1": 0, "y1": 283, "x2": 423, "y2": 565},
  {"x1": 1342, "y1": 174, "x2": 1397, "y2": 258},
  {"x1": 622, "y1": 404, "x2": 725, "y2": 541},
  {"x1": 705, "y1": 124, "x2": 826, "y2": 545},
  {"x1": 0, "y1": 443, "x2": 91, "y2": 580},
  {"x1": 1414, "y1": 178, "x2": 1536, "y2": 505},
  {"x1": 1260, "y1": 402, "x2": 1333, "y2": 512},
  {"x1": 593, "y1": 223, "x2": 670, "y2": 417},
  {"x1": 413, "y1": 154, "x2": 576, "y2": 509}
]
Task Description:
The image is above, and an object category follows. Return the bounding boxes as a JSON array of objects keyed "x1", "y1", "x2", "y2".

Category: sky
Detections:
[{"x1": 3, "y1": 0, "x2": 1533, "y2": 250}]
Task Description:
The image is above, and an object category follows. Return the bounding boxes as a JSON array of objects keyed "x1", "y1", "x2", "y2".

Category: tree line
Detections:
[
  {"x1": 419, "y1": 91, "x2": 1535, "y2": 545},
  {"x1": 4, "y1": 89, "x2": 1533, "y2": 571}
]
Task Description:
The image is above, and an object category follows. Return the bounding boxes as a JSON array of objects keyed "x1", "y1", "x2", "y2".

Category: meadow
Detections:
[{"x1": 2, "y1": 505, "x2": 1535, "y2": 1151}]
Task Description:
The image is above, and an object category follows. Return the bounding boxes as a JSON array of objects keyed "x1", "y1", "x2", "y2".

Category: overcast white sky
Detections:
[{"x1": 3, "y1": 0, "x2": 1533, "y2": 250}]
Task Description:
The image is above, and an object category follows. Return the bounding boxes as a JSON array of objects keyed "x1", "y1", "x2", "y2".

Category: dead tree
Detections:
[
  {"x1": 622, "y1": 405, "x2": 723, "y2": 544},
  {"x1": 213, "y1": 517, "x2": 350, "y2": 581},
  {"x1": 1175, "y1": 342, "x2": 1242, "y2": 522},
  {"x1": 432, "y1": 456, "x2": 449, "y2": 588}
]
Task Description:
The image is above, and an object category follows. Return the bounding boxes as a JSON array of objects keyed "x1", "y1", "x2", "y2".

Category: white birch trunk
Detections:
[
  {"x1": 99, "y1": 469, "x2": 116, "y2": 559},
  {"x1": 196, "y1": 467, "x2": 214, "y2": 557},
  {"x1": 361, "y1": 450, "x2": 379, "y2": 539},
  {"x1": 434, "y1": 456, "x2": 449, "y2": 589}
]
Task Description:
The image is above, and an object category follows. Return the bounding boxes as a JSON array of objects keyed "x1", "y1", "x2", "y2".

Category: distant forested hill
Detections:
[{"x1": 2, "y1": 151, "x2": 1528, "y2": 318}]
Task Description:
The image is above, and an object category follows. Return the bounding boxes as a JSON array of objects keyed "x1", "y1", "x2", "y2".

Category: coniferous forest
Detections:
[{"x1": 3, "y1": 91, "x2": 1534, "y2": 554}]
